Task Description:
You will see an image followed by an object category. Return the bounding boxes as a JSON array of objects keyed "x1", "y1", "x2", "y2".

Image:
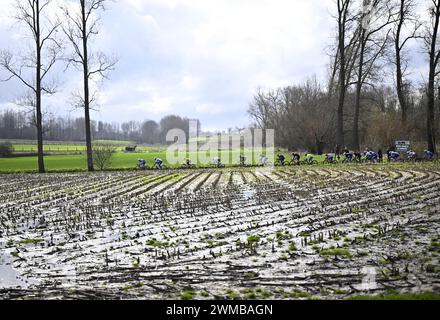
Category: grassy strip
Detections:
[
  {"x1": 348, "y1": 292, "x2": 440, "y2": 300},
  {"x1": 0, "y1": 152, "x2": 439, "y2": 174}
]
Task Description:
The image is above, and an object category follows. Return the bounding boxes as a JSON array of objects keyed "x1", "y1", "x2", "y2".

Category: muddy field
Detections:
[{"x1": 0, "y1": 164, "x2": 439, "y2": 300}]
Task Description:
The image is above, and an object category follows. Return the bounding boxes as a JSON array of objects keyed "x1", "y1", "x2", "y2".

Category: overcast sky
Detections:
[{"x1": 0, "y1": 0, "x2": 429, "y2": 131}]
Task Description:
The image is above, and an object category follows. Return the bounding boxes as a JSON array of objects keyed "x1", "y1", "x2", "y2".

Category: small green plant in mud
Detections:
[
  {"x1": 429, "y1": 239, "x2": 440, "y2": 253},
  {"x1": 255, "y1": 288, "x2": 272, "y2": 299},
  {"x1": 398, "y1": 251, "x2": 415, "y2": 260},
  {"x1": 226, "y1": 289, "x2": 241, "y2": 300},
  {"x1": 357, "y1": 251, "x2": 369, "y2": 257},
  {"x1": 348, "y1": 292, "x2": 440, "y2": 300},
  {"x1": 288, "y1": 291, "x2": 310, "y2": 298},
  {"x1": 278, "y1": 254, "x2": 288, "y2": 261},
  {"x1": 298, "y1": 231, "x2": 311, "y2": 237},
  {"x1": 288, "y1": 242, "x2": 298, "y2": 252},
  {"x1": 276, "y1": 230, "x2": 292, "y2": 241},
  {"x1": 124, "y1": 282, "x2": 144, "y2": 291},
  {"x1": 200, "y1": 291, "x2": 210, "y2": 298},
  {"x1": 351, "y1": 208, "x2": 367, "y2": 214},
  {"x1": 245, "y1": 292, "x2": 257, "y2": 300},
  {"x1": 319, "y1": 290, "x2": 331, "y2": 296},
  {"x1": 207, "y1": 239, "x2": 227, "y2": 248},
  {"x1": 426, "y1": 264, "x2": 436, "y2": 273},
  {"x1": 333, "y1": 289, "x2": 349, "y2": 295},
  {"x1": 332, "y1": 235, "x2": 342, "y2": 241},
  {"x1": 353, "y1": 236, "x2": 365, "y2": 244},
  {"x1": 247, "y1": 235, "x2": 261, "y2": 243},
  {"x1": 320, "y1": 247, "x2": 351, "y2": 258},
  {"x1": 19, "y1": 238, "x2": 44, "y2": 245},
  {"x1": 361, "y1": 223, "x2": 378, "y2": 230},
  {"x1": 132, "y1": 258, "x2": 140, "y2": 268},
  {"x1": 273, "y1": 288, "x2": 285, "y2": 295},
  {"x1": 245, "y1": 235, "x2": 261, "y2": 253},
  {"x1": 215, "y1": 233, "x2": 226, "y2": 239},
  {"x1": 121, "y1": 232, "x2": 129, "y2": 240},
  {"x1": 6, "y1": 239, "x2": 14, "y2": 247},
  {"x1": 181, "y1": 290, "x2": 196, "y2": 300},
  {"x1": 10, "y1": 250, "x2": 19, "y2": 258},
  {"x1": 244, "y1": 271, "x2": 259, "y2": 278},
  {"x1": 145, "y1": 238, "x2": 171, "y2": 247},
  {"x1": 309, "y1": 238, "x2": 326, "y2": 245}
]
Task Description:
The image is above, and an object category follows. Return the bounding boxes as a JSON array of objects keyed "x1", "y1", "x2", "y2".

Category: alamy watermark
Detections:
[{"x1": 165, "y1": 120, "x2": 275, "y2": 168}]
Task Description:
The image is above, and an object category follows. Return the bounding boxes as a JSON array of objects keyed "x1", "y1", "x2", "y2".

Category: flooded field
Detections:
[{"x1": 0, "y1": 165, "x2": 439, "y2": 300}]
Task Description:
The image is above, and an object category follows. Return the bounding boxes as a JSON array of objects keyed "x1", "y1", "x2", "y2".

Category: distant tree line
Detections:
[
  {"x1": 249, "y1": 0, "x2": 440, "y2": 154},
  {"x1": 249, "y1": 78, "x2": 428, "y2": 154},
  {"x1": 0, "y1": 110, "x2": 200, "y2": 145}
]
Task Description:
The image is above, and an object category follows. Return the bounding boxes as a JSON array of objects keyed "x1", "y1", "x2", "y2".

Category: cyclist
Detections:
[
  {"x1": 213, "y1": 157, "x2": 224, "y2": 168},
  {"x1": 304, "y1": 153, "x2": 315, "y2": 164},
  {"x1": 277, "y1": 154, "x2": 286, "y2": 166},
  {"x1": 354, "y1": 152, "x2": 362, "y2": 163},
  {"x1": 406, "y1": 150, "x2": 417, "y2": 161},
  {"x1": 343, "y1": 150, "x2": 354, "y2": 163},
  {"x1": 291, "y1": 152, "x2": 301, "y2": 164},
  {"x1": 137, "y1": 159, "x2": 146, "y2": 169},
  {"x1": 365, "y1": 150, "x2": 378, "y2": 162},
  {"x1": 325, "y1": 152, "x2": 336, "y2": 163},
  {"x1": 239, "y1": 155, "x2": 246, "y2": 166},
  {"x1": 182, "y1": 158, "x2": 194, "y2": 168},
  {"x1": 388, "y1": 151, "x2": 400, "y2": 162},
  {"x1": 424, "y1": 150, "x2": 434, "y2": 161},
  {"x1": 154, "y1": 157, "x2": 164, "y2": 169},
  {"x1": 259, "y1": 154, "x2": 268, "y2": 166}
]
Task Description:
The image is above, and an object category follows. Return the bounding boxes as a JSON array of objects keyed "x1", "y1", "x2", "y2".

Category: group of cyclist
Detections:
[
  {"x1": 136, "y1": 148, "x2": 435, "y2": 170},
  {"x1": 274, "y1": 147, "x2": 435, "y2": 166},
  {"x1": 136, "y1": 157, "x2": 164, "y2": 170}
]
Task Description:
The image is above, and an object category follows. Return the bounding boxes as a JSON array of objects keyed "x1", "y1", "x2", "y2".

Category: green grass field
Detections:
[
  {"x1": 2, "y1": 140, "x2": 140, "y2": 153},
  {"x1": 9, "y1": 144, "x2": 167, "y2": 153},
  {"x1": 0, "y1": 149, "x2": 294, "y2": 172},
  {"x1": 3, "y1": 140, "x2": 437, "y2": 173}
]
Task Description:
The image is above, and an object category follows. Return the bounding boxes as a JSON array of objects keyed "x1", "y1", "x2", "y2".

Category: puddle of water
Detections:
[
  {"x1": 242, "y1": 190, "x2": 256, "y2": 200},
  {"x1": 0, "y1": 254, "x2": 30, "y2": 289},
  {"x1": 353, "y1": 266, "x2": 378, "y2": 291}
]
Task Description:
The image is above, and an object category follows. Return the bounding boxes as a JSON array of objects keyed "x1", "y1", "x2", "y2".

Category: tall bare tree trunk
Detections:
[
  {"x1": 35, "y1": 0, "x2": 45, "y2": 173},
  {"x1": 81, "y1": 0, "x2": 94, "y2": 171},
  {"x1": 353, "y1": 29, "x2": 366, "y2": 152},
  {"x1": 395, "y1": 0, "x2": 408, "y2": 125},
  {"x1": 62, "y1": 0, "x2": 115, "y2": 171},
  {"x1": 395, "y1": 14, "x2": 407, "y2": 124},
  {"x1": 427, "y1": 1, "x2": 440, "y2": 154},
  {"x1": 336, "y1": 0, "x2": 350, "y2": 149}
]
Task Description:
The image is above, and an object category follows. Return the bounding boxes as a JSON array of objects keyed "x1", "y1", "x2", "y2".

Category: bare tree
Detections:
[
  {"x1": 334, "y1": 0, "x2": 359, "y2": 149},
  {"x1": 62, "y1": 0, "x2": 117, "y2": 171},
  {"x1": 92, "y1": 144, "x2": 116, "y2": 170},
  {"x1": 423, "y1": 0, "x2": 440, "y2": 154},
  {"x1": 392, "y1": 0, "x2": 421, "y2": 124},
  {"x1": 0, "y1": 0, "x2": 62, "y2": 173},
  {"x1": 352, "y1": 0, "x2": 395, "y2": 151},
  {"x1": 248, "y1": 78, "x2": 335, "y2": 153}
]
